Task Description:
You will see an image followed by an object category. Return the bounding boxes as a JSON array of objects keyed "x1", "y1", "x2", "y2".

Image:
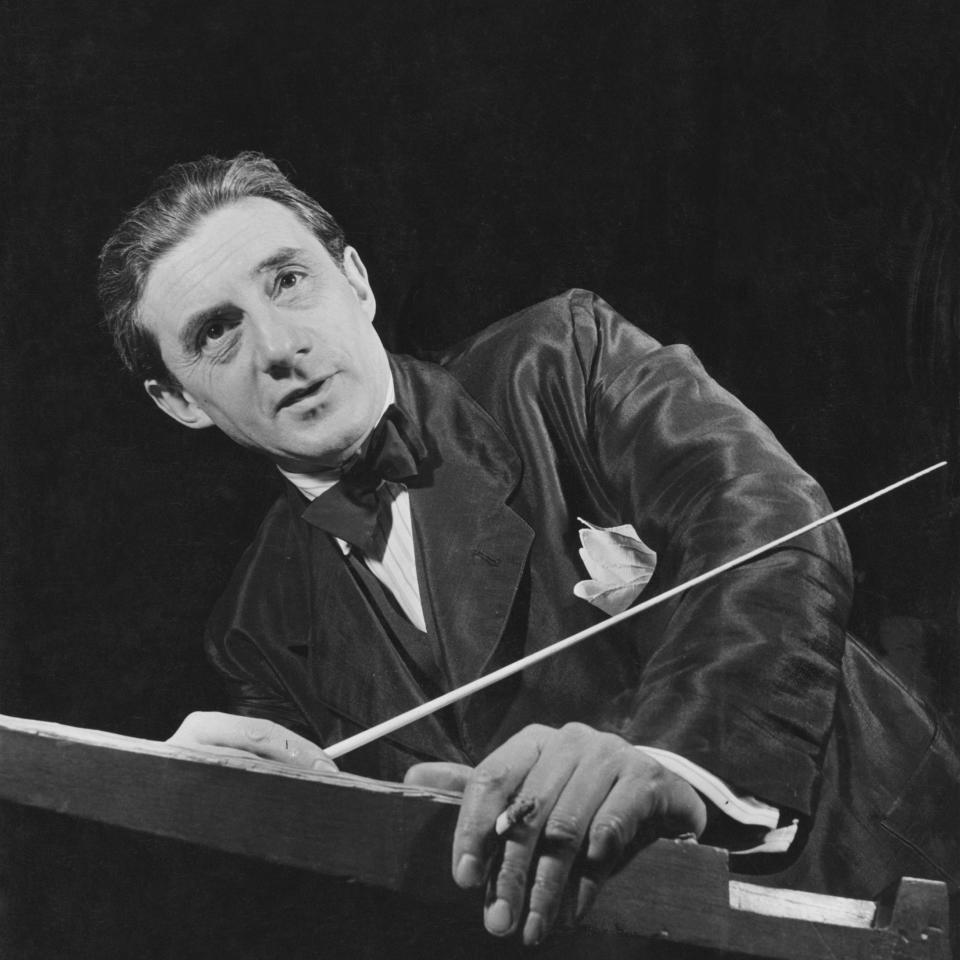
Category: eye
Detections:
[
  {"x1": 202, "y1": 320, "x2": 227, "y2": 343},
  {"x1": 194, "y1": 315, "x2": 239, "y2": 355},
  {"x1": 276, "y1": 270, "x2": 303, "y2": 291}
]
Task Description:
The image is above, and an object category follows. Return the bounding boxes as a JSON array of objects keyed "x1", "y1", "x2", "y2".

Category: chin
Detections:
[
  {"x1": 287, "y1": 408, "x2": 376, "y2": 467},
  {"x1": 284, "y1": 437, "x2": 362, "y2": 473}
]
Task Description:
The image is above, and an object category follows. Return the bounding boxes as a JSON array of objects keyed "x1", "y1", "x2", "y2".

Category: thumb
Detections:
[{"x1": 404, "y1": 761, "x2": 474, "y2": 793}]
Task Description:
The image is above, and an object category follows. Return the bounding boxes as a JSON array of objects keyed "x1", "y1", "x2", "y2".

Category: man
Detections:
[{"x1": 99, "y1": 152, "x2": 958, "y2": 945}]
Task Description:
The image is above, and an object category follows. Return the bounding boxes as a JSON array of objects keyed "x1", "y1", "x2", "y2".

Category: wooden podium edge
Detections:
[{"x1": 0, "y1": 717, "x2": 950, "y2": 959}]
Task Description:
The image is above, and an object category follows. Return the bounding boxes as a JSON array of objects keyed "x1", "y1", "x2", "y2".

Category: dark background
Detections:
[{"x1": 2, "y1": 1, "x2": 959, "y2": 956}]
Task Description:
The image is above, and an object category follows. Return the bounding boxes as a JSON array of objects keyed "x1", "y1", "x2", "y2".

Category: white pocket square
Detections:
[{"x1": 573, "y1": 518, "x2": 657, "y2": 615}]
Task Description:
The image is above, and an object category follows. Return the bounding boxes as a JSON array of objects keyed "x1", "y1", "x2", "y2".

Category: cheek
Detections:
[{"x1": 195, "y1": 373, "x2": 258, "y2": 421}]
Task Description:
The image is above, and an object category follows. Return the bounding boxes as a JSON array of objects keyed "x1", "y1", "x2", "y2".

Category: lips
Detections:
[{"x1": 277, "y1": 377, "x2": 328, "y2": 411}]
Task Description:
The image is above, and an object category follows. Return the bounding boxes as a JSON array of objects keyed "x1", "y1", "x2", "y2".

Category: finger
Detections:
[
  {"x1": 453, "y1": 727, "x2": 546, "y2": 890},
  {"x1": 587, "y1": 769, "x2": 705, "y2": 864},
  {"x1": 403, "y1": 762, "x2": 473, "y2": 793},
  {"x1": 558, "y1": 772, "x2": 660, "y2": 924},
  {"x1": 522, "y1": 750, "x2": 621, "y2": 944},
  {"x1": 167, "y1": 712, "x2": 337, "y2": 771},
  {"x1": 583, "y1": 774, "x2": 656, "y2": 866},
  {"x1": 483, "y1": 726, "x2": 591, "y2": 938},
  {"x1": 574, "y1": 768, "x2": 705, "y2": 921}
]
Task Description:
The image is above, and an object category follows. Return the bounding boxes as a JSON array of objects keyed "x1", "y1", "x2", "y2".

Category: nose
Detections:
[{"x1": 249, "y1": 309, "x2": 311, "y2": 378}]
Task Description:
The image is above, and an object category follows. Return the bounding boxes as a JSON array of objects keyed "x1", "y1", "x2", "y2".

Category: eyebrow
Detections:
[{"x1": 252, "y1": 246, "x2": 308, "y2": 276}]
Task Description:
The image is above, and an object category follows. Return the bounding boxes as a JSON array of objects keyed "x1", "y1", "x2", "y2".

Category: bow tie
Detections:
[{"x1": 303, "y1": 404, "x2": 427, "y2": 555}]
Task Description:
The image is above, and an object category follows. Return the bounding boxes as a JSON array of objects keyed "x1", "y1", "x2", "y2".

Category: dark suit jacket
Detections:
[{"x1": 206, "y1": 290, "x2": 959, "y2": 899}]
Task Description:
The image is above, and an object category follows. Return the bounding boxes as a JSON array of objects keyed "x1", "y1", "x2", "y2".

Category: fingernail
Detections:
[
  {"x1": 523, "y1": 910, "x2": 545, "y2": 946},
  {"x1": 244, "y1": 723, "x2": 267, "y2": 742},
  {"x1": 485, "y1": 898, "x2": 513, "y2": 936},
  {"x1": 455, "y1": 853, "x2": 484, "y2": 887},
  {"x1": 312, "y1": 758, "x2": 335, "y2": 771}
]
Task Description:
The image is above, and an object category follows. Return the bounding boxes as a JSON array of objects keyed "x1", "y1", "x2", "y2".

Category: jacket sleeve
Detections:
[
  {"x1": 571, "y1": 291, "x2": 853, "y2": 816},
  {"x1": 203, "y1": 497, "x2": 322, "y2": 743},
  {"x1": 206, "y1": 625, "x2": 317, "y2": 740}
]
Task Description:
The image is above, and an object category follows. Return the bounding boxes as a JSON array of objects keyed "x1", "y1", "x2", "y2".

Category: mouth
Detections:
[{"x1": 277, "y1": 377, "x2": 330, "y2": 411}]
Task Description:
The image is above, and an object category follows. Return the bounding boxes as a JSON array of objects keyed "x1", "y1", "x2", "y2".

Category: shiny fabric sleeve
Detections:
[
  {"x1": 206, "y1": 623, "x2": 317, "y2": 741},
  {"x1": 572, "y1": 292, "x2": 853, "y2": 815},
  {"x1": 203, "y1": 498, "x2": 324, "y2": 744}
]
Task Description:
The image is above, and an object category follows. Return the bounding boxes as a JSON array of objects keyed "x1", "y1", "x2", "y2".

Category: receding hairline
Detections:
[
  {"x1": 130, "y1": 198, "x2": 349, "y2": 372},
  {"x1": 99, "y1": 151, "x2": 348, "y2": 386}
]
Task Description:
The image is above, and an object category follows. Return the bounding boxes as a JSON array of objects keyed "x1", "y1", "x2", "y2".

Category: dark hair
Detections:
[{"x1": 98, "y1": 152, "x2": 346, "y2": 386}]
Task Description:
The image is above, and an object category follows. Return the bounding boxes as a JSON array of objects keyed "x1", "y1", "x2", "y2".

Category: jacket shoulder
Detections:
[{"x1": 439, "y1": 289, "x2": 664, "y2": 379}]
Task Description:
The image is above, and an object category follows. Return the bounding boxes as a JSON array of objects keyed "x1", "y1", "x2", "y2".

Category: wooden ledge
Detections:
[{"x1": 0, "y1": 715, "x2": 950, "y2": 959}]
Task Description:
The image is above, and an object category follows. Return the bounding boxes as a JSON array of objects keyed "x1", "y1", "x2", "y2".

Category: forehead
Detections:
[{"x1": 140, "y1": 198, "x2": 326, "y2": 332}]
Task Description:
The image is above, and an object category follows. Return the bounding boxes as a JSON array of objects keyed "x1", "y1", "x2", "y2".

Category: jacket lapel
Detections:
[{"x1": 394, "y1": 357, "x2": 535, "y2": 692}]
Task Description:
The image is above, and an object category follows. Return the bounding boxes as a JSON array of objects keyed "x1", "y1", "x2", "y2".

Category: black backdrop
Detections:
[{"x1": 2, "y1": 1, "x2": 960, "y2": 957}]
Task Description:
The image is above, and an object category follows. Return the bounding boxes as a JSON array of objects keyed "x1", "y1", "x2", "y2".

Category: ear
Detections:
[
  {"x1": 144, "y1": 379, "x2": 215, "y2": 430},
  {"x1": 341, "y1": 246, "x2": 377, "y2": 322}
]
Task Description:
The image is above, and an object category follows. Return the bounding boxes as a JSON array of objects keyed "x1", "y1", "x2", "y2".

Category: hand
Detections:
[
  {"x1": 405, "y1": 723, "x2": 706, "y2": 946},
  {"x1": 167, "y1": 711, "x2": 337, "y2": 772}
]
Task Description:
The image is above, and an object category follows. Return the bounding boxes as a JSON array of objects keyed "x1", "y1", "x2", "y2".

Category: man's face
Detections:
[{"x1": 140, "y1": 198, "x2": 389, "y2": 473}]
